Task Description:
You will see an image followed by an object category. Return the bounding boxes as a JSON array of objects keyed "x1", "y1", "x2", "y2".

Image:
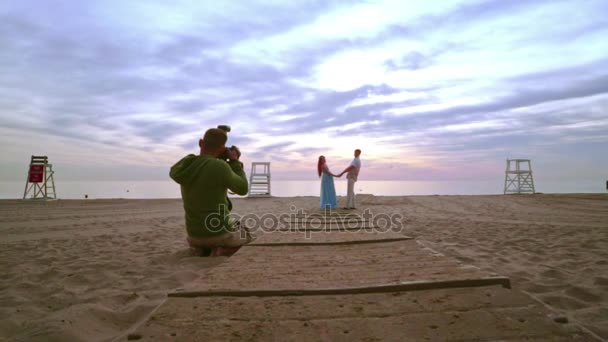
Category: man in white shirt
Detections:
[{"x1": 339, "y1": 149, "x2": 362, "y2": 209}]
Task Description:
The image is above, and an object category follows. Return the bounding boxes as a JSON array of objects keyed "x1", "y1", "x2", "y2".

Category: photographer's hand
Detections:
[{"x1": 226, "y1": 147, "x2": 241, "y2": 161}]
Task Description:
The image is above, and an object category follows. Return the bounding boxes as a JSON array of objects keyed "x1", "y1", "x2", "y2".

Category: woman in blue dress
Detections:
[{"x1": 317, "y1": 155, "x2": 340, "y2": 209}]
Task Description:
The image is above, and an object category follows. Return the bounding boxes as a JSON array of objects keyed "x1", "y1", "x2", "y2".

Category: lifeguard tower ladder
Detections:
[
  {"x1": 248, "y1": 162, "x2": 271, "y2": 197},
  {"x1": 504, "y1": 159, "x2": 535, "y2": 194},
  {"x1": 23, "y1": 155, "x2": 56, "y2": 200}
]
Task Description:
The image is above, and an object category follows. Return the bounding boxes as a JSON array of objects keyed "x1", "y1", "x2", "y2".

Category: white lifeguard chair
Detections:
[
  {"x1": 504, "y1": 159, "x2": 535, "y2": 194},
  {"x1": 23, "y1": 155, "x2": 57, "y2": 200},
  {"x1": 248, "y1": 162, "x2": 271, "y2": 197}
]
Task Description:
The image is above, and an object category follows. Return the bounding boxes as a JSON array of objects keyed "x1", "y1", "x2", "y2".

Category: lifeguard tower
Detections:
[
  {"x1": 503, "y1": 159, "x2": 535, "y2": 194},
  {"x1": 23, "y1": 155, "x2": 56, "y2": 200},
  {"x1": 248, "y1": 162, "x2": 271, "y2": 197}
]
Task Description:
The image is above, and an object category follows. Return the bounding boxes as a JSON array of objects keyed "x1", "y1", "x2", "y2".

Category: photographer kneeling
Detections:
[{"x1": 170, "y1": 127, "x2": 251, "y2": 256}]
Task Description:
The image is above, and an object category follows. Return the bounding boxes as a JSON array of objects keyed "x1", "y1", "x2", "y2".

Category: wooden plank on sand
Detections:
[
  {"x1": 172, "y1": 240, "x2": 511, "y2": 295},
  {"x1": 133, "y1": 287, "x2": 591, "y2": 341},
  {"x1": 128, "y1": 211, "x2": 594, "y2": 340},
  {"x1": 288, "y1": 218, "x2": 371, "y2": 223},
  {"x1": 274, "y1": 225, "x2": 387, "y2": 232},
  {"x1": 249, "y1": 230, "x2": 412, "y2": 246}
]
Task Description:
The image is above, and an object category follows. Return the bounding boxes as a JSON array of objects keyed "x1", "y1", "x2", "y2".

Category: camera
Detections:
[{"x1": 217, "y1": 125, "x2": 241, "y2": 161}]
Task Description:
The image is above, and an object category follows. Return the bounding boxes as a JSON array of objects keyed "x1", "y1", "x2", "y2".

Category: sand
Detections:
[{"x1": 1, "y1": 194, "x2": 607, "y2": 341}]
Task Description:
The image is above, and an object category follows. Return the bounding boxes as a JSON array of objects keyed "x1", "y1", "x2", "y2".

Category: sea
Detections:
[{"x1": 1, "y1": 180, "x2": 605, "y2": 199}]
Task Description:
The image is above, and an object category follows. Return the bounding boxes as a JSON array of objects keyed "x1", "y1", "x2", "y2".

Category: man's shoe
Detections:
[
  {"x1": 191, "y1": 247, "x2": 212, "y2": 257},
  {"x1": 210, "y1": 246, "x2": 241, "y2": 257}
]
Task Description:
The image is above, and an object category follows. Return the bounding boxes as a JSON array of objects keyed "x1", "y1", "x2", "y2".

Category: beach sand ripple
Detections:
[{"x1": 1, "y1": 194, "x2": 607, "y2": 340}]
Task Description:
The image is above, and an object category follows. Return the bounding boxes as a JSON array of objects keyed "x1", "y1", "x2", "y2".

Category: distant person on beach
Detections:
[
  {"x1": 338, "y1": 149, "x2": 362, "y2": 209},
  {"x1": 318, "y1": 155, "x2": 340, "y2": 209},
  {"x1": 169, "y1": 128, "x2": 250, "y2": 256}
]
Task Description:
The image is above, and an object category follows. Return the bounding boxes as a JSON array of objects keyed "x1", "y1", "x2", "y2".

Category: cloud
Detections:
[
  {"x1": 384, "y1": 51, "x2": 432, "y2": 71},
  {"x1": 0, "y1": 0, "x2": 607, "y2": 182}
]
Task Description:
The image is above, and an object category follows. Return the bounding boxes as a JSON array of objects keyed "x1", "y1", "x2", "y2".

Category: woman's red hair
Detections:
[{"x1": 317, "y1": 156, "x2": 325, "y2": 177}]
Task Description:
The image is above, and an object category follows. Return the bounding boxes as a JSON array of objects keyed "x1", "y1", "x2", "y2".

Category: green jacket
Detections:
[{"x1": 169, "y1": 154, "x2": 248, "y2": 237}]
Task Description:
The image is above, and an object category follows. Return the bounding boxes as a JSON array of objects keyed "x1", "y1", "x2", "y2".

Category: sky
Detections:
[{"x1": 1, "y1": 0, "x2": 607, "y2": 182}]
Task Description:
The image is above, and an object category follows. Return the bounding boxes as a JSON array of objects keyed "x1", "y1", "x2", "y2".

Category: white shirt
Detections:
[{"x1": 347, "y1": 157, "x2": 361, "y2": 181}]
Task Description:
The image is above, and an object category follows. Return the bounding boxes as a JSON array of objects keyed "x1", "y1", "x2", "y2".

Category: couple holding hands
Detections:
[{"x1": 317, "y1": 149, "x2": 361, "y2": 210}]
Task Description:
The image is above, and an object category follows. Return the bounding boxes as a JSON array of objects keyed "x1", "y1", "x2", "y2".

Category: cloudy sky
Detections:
[{"x1": 1, "y1": 0, "x2": 607, "y2": 182}]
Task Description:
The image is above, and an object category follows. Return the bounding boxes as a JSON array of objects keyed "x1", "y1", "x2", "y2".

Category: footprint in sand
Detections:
[
  {"x1": 538, "y1": 294, "x2": 588, "y2": 310},
  {"x1": 525, "y1": 283, "x2": 563, "y2": 294},
  {"x1": 565, "y1": 286, "x2": 602, "y2": 303},
  {"x1": 510, "y1": 270, "x2": 532, "y2": 282},
  {"x1": 593, "y1": 276, "x2": 608, "y2": 287},
  {"x1": 540, "y1": 269, "x2": 565, "y2": 280},
  {"x1": 528, "y1": 255, "x2": 543, "y2": 262}
]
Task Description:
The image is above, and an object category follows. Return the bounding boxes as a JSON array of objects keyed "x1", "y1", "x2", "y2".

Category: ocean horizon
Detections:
[{"x1": 2, "y1": 179, "x2": 606, "y2": 199}]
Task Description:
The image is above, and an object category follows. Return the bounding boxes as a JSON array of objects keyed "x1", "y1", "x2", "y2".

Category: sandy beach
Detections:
[{"x1": 1, "y1": 194, "x2": 607, "y2": 341}]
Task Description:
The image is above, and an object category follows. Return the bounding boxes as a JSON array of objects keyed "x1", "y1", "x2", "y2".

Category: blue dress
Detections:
[{"x1": 320, "y1": 166, "x2": 337, "y2": 209}]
